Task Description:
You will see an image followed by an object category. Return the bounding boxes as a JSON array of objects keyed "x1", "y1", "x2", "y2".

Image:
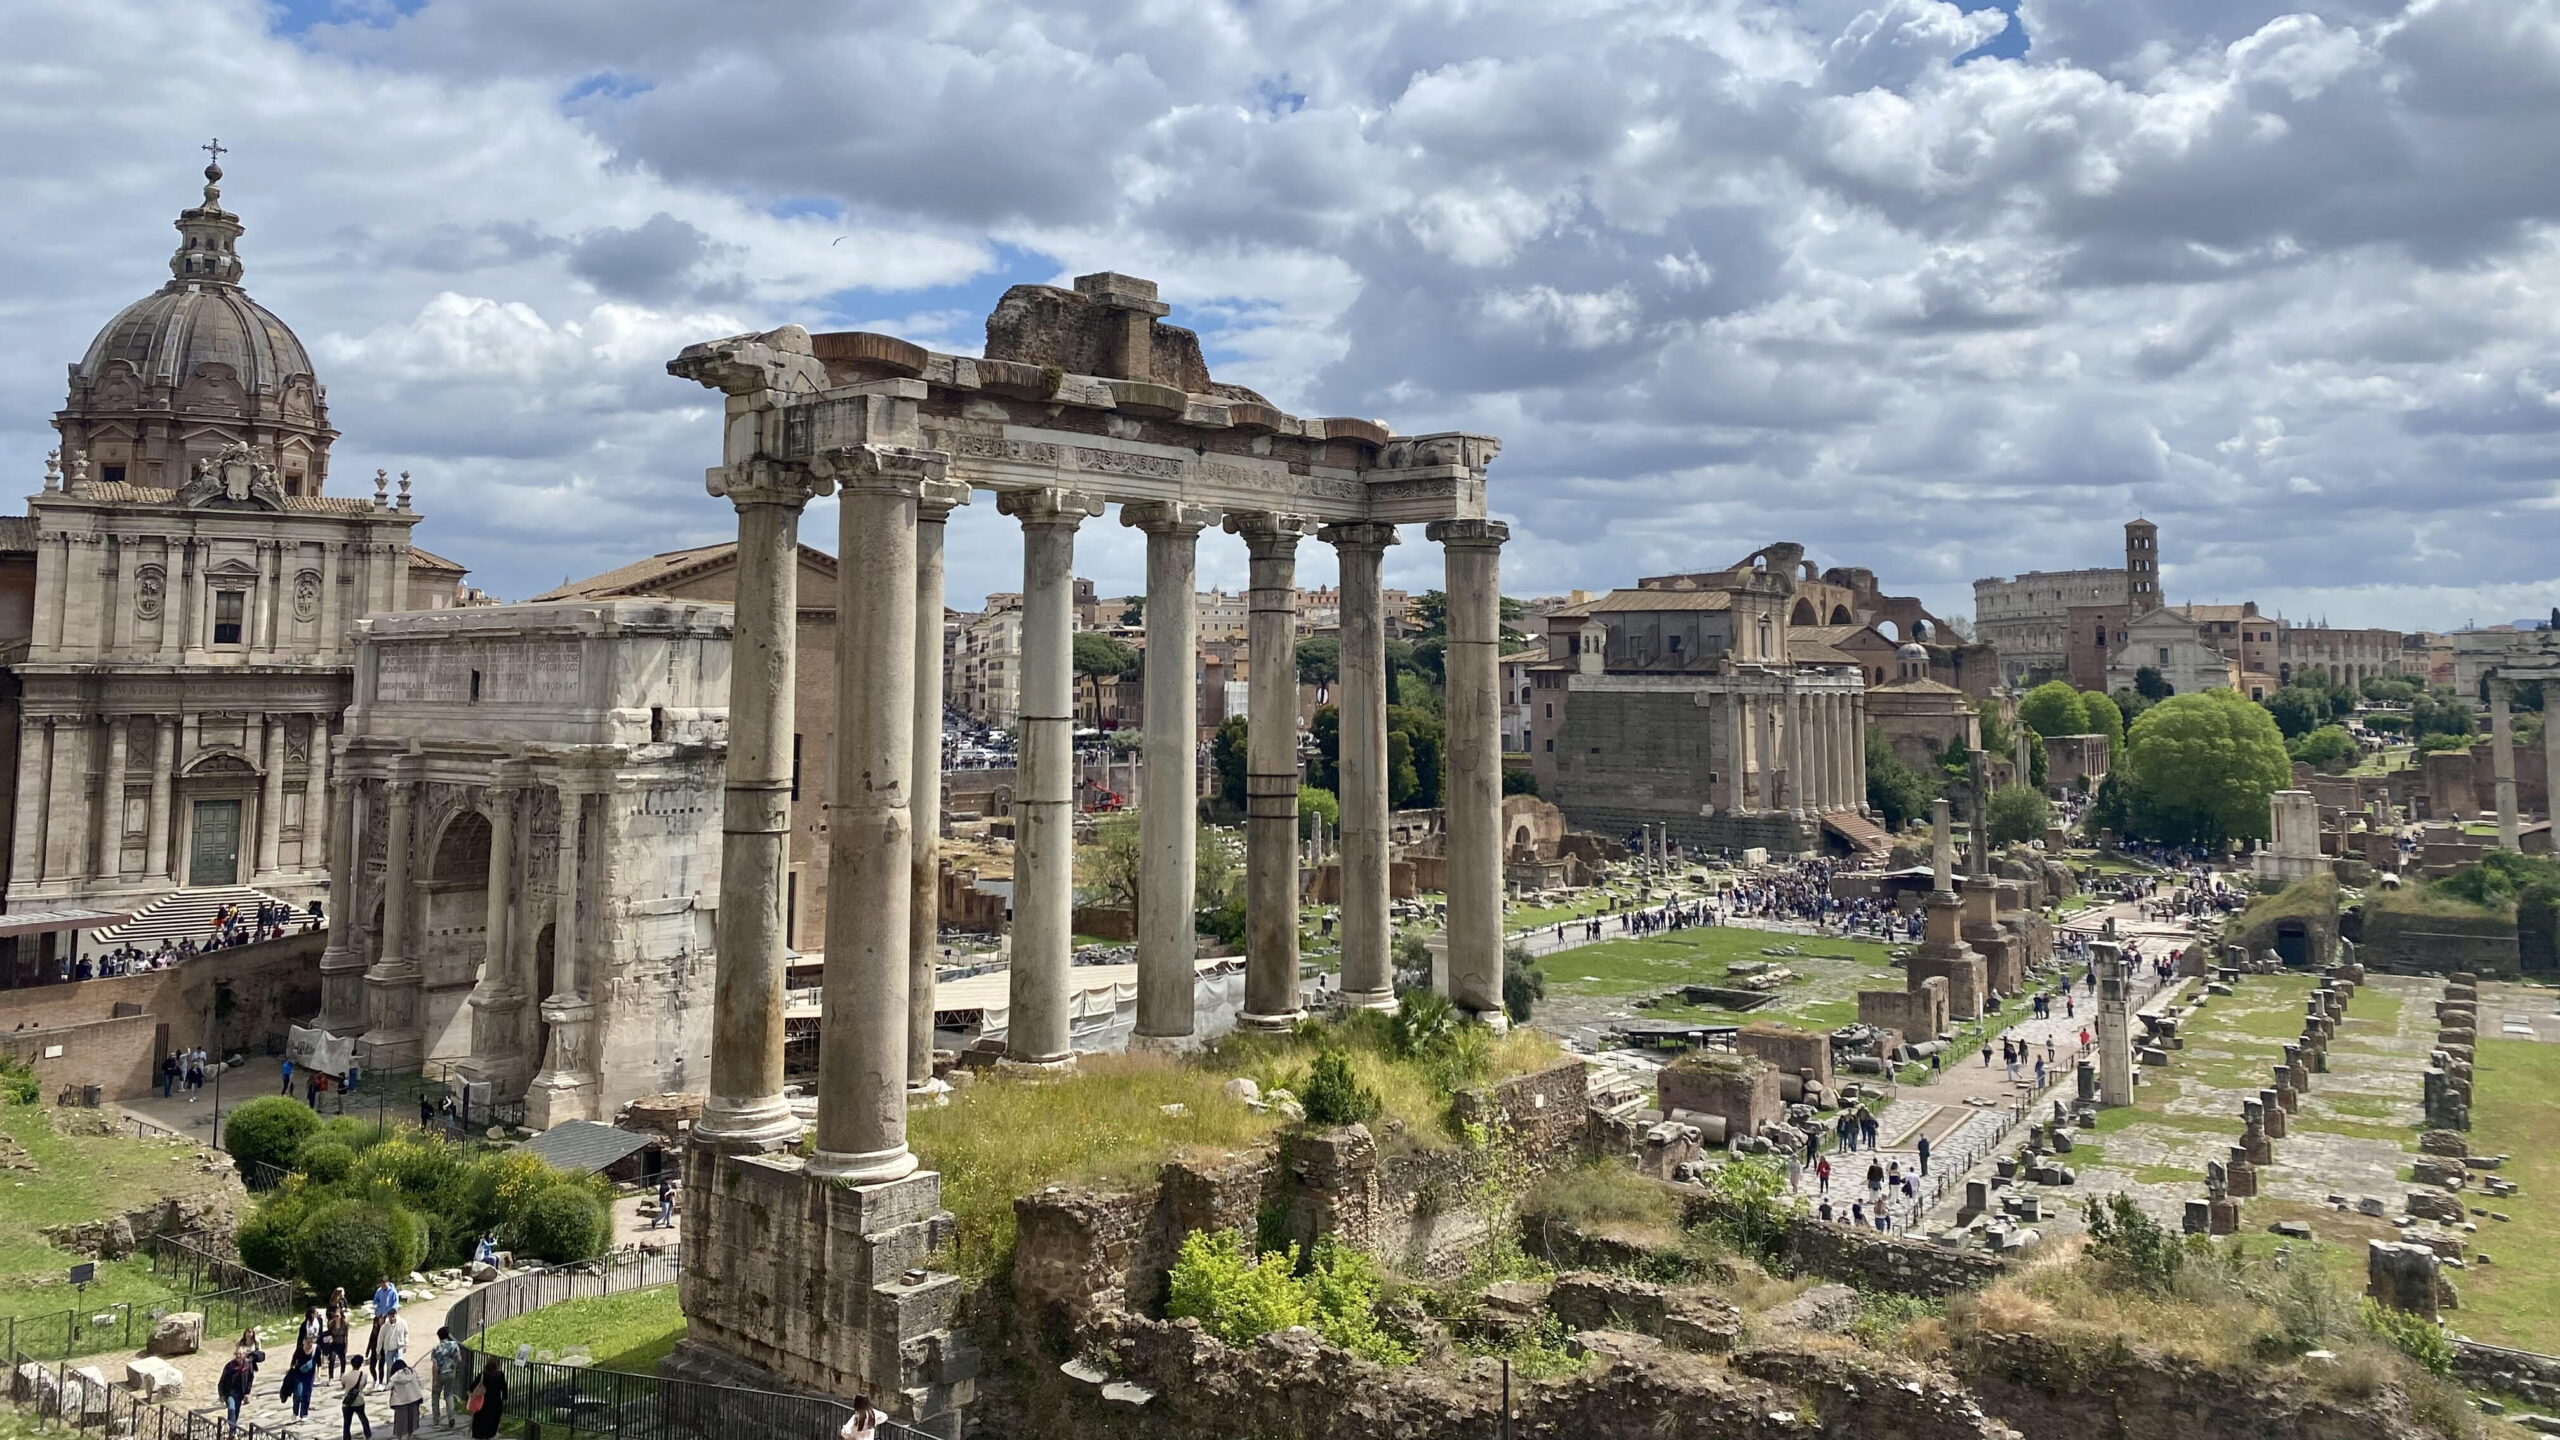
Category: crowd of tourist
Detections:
[{"x1": 34, "y1": 899, "x2": 320, "y2": 984}]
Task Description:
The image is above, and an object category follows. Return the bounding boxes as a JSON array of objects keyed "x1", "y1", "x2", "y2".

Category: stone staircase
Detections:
[
  {"x1": 86, "y1": 885, "x2": 306, "y2": 948},
  {"x1": 1821, "y1": 810, "x2": 1896, "y2": 862}
]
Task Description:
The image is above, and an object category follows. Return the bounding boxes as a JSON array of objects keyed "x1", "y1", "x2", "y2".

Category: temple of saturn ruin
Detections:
[{"x1": 664, "y1": 274, "x2": 1503, "y2": 1421}]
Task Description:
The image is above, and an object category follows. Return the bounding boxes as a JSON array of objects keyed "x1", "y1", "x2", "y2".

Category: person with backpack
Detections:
[
  {"x1": 428, "y1": 1328, "x2": 463, "y2": 1430},
  {"x1": 161, "y1": 1053, "x2": 180, "y2": 1099}
]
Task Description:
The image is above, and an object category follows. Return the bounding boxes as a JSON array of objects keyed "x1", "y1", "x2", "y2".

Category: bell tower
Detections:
[{"x1": 2125, "y1": 518, "x2": 2160, "y2": 616}]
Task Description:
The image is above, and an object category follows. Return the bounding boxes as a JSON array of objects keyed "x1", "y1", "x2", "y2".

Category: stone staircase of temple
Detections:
[
  {"x1": 87, "y1": 885, "x2": 307, "y2": 949},
  {"x1": 1821, "y1": 810, "x2": 1897, "y2": 862}
]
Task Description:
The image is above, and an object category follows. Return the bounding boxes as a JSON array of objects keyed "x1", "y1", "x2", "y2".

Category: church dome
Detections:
[
  {"x1": 55, "y1": 153, "x2": 336, "y2": 494},
  {"x1": 1895, "y1": 641, "x2": 1929, "y2": 661}
]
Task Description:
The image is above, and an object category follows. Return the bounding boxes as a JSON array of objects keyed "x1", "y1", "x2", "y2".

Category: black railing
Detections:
[
  {"x1": 442, "y1": 1250, "x2": 683, "y2": 1345},
  {"x1": 143, "y1": 1235, "x2": 296, "y2": 1322},
  {"x1": 1, "y1": 1304, "x2": 146, "y2": 1365}
]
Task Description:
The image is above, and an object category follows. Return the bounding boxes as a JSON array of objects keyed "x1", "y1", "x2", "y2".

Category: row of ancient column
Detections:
[
  {"x1": 8, "y1": 711, "x2": 328, "y2": 890},
  {"x1": 685, "y1": 441, "x2": 1512, "y2": 1186},
  {"x1": 1715, "y1": 689, "x2": 1864, "y2": 816}
]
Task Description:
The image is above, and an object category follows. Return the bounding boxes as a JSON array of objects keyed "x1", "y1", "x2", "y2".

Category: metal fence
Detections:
[
  {"x1": 442, "y1": 1250, "x2": 684, "y2": 1345},
  {"x1": 143, "y1": 1236, "x2": 297, "y2": 1325},
  {"x1": 2, "y1": 1341, "x2": 335, "y2": 1440}
]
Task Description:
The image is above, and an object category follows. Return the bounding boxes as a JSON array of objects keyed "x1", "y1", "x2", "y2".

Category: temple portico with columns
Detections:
[{"x1": 664, "y1": 274, "x2": 1505, "y2": 1429}]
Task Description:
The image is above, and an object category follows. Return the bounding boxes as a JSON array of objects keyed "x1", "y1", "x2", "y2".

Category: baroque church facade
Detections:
[{"x1": 1, "y1": 157, "x2": 469, "y2": 920}]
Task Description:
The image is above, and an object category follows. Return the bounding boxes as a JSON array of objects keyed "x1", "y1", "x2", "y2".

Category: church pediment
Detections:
[{"x1": 177, "y1": 442, "x2": 287, "y2": 512}]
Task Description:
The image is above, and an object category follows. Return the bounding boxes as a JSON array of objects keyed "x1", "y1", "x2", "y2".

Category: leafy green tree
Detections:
[
  {"x1": 1864, "y1": 730, "x2": 1937, "y2": 832},
  {"x1": 1975, "y1": 699, "x2": 2013, "y2": 759},
  {"x1": 2289, "y1": 724, "x2": 2356, "y2": 771},
  {"x1": 2121, "y1": 690, "x2": 2292, "y2": 845},
  {"x1": 1388, "y1": 705, "x2": 1444, "y2": 806},
  {"x1": 1386, "y1": 732, "x2": 1420, "y2": 809},
  {"x1": 2411, "y1": 687, "x2": 2475, "y2": 740},
  {"x1": 1985, "y1": 786, "x2": 2053, "y2": 846},
  {"x1": 516, "y1": 1183, "x2": 608, "y2": 1264},
  {"x1": 1306, "y1": 706, "x2": 1340, "y2": 791},
  {"x1": 1502, "y1": 766, "x2": 1539, "y2": 797},
  {"x1": 1298, "y1": 785, "x2": 1338, "y2": 839},
  {"x1": 1118, "y1": 596, "x2": 1145, "y2": 626},
  {"x1": 1081, "y1": 813, "x2": 1143, "y2": 910},
  {"x1": 2359, "y1": 675, "x2": 2416, "y2": 705},
  {"x1": 1211, "y1": 716, "x2": 1249, "y2": 813},
  {"x1": 1195, "y1": 826, "x2": 1240, "y2": 914},
  {"x1": 1071, "y1": 631, "x2": 1138, "y2": 677},
  {"x1": 1502, "y1": 941, "x2": 1546, "y2": 1025},
  {"x1": 1295, "y1": 637, "x2": 1340, "y2": 687},
  {"x1": 1411, "y1": 590, "x2": 1449, "y2": 639},
  {"x1": 2017, "y1": 681, "x2": 2087, "y2": 742},
  {"x1": 2078, "y1": 688, "x2": 2128, "y2": 754},
  {"x1": 2133, "y1": 666, "x2": 2173, "y2": 701},
  {"x1": 225, "y1": 1095, "x2": 320, "y2": 1177},
  {"x1": 2263, "y1": 685, "x2": 2332, "y2": 740},
  {"x1": 2109, "y1": 686, "x2": 2153, "y2": 727}
]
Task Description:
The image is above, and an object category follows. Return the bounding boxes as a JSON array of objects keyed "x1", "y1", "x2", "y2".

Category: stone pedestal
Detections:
[
  {"x1": 2261, "y1": 1089, "x2": 2290, "y2": 1139},
  {"x1": 2209, "y1": 1197, "x2": 2242, "y2": 1234},
  {"x1": 674, "y1": 1147, "x2": 973, "y2": 1433}
]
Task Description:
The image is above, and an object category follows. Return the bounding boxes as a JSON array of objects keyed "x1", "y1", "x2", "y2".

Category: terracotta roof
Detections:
[
  {"x1": 2174, "y1": 604, "x2": 2255, "y2": 623},
  {"x1": 1874, "y1": 675, "x2": 1967, "y2": 696},
  {"x1": 534, "y1": 542, "x2": 839, "y2": 602},
  {"x1": 1550, "y1": 588, "x2": 1734, "y2": 617},
  {"x1": 1794, "y1": 623, "x2": 1886, "y2": 647},
  {"x1": 406, "y1": 546, "x2": 468, "y2": 575},
  {"x1": 1789, "y1": 641, "x2": 1860, "y2": 667},
  {"x1": 1500, "y1": 640, "x2": 1549, "y2": 664}
]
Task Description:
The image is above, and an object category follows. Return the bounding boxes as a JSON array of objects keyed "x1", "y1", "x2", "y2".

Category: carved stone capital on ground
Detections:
[
  {"x1": 1425, "y1": 517, "x2": 1509, "y2": 551},
  {"x1": 709, "y1": 457, "x2": 832, "y2": 509},
  {"x1": 1120, "y1": 500, "x2": 1216, "y2": 537},
  {"x1": 995, "y1": 486, "x2": 1105, "y2": 529},
  {"x1": 1318, "y1": 521, "x2": 1400, "y2": 554},
  {"x1": 813, "y1": 442, "x2": 951, "y2": 497}
]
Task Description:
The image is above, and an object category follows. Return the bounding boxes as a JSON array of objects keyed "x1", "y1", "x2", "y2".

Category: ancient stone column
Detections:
[
  {"x1": 360, "y1": 763, "x2": 423, "y2": 1069},
  {"x1": 465, "y1": 768, "x2": 527, "y2": 1094},
  {"x1": 1931, "y1": 797, "x2": 1955, "y2": 893},
  {"x1": 95, "y1": 717, "x2": 127, "y2": 882},
  {"x1": 1721, "y1": 691, "x2": 1746, "y2": 813},
  {"x1": 1785, "y1": 691, "x2": 1807, "y2": 819},
  {"x1": 909, "y1": 479, "x2": 970, "y2": 1091},
  {"x1": 307, "y1": 720, "x2": 331, "y2": 869},
  {"x1": 2490, "y1": 675, "x2": 2520, "y2": 852},
  {"x1": 528, "y1": 777, "x2": 594, "y2": 1126},
  {"x1": 319, "y1": 772, "x2": 368, "y2": 1032},
  {"x1": 145, "y1": 719, "x2": 174, "y2": 882},
  {"x1": 1760, "y1": 696, "x2": 1783, "y2": 815},
  {"x1": 1001, "y1": 487, "x2": 1105, "y2": 1065},
  {"x1": 671, "y1": 328, "x2": 831, "y2": 1150},
  {"x1": 808, "y1": 445, "x2": 941, "y2": 1183},
  {"x1": 697, "y1": 460, "x2": 828, "y2": 1151},
  {"x1": 257, "y1": 715, "x2": 286, "y2": 879},
  {"x1": 1126, "y1": 502, "x2": 1216, "y2": 1040},
  {"x1": 1851, "y1": 692, "x2": 1871, "y2": 815},
  {"x1": 1325, "y1": 521, "x2": 1400, "y2": 1012},
  {"x1": 1230, "y1": 511, "x2": 1315, "y2": 1029},
  {"x1": 1430, "y1": 518, "x2": 1508, "y2": 1022},
  {"x1": 2094, "y1": 939, "x2": 2135, "y2": 1107}
]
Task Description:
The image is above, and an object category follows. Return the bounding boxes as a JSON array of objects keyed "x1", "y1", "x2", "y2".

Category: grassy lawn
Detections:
[
  {"x1": 481, "y1": 1286, "x2": 684, "y2": 1373},
  {"x1": 1507, "y1": 886, "x2": 1636, "y2": 932},
  {"x1": 0, "y1": 1102, "x2": 238, "y2": 1334},
  {"x1": 2450, "y1": 1038, "x2": 2560, "y2": 1352},
  {"x1": 1544, "y1": 927, "x2": 1897, "y2": 996}
]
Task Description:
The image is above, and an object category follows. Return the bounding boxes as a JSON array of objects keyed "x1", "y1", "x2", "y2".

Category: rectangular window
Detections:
[
  {"x1": 2158, "y1": 646, "x2": 2171, "y2": 665},
  {"x1": 1544, "y1": 738, "x2": 1553, "y2": 752},
  {"x1": 469, "y1": 669, "x2": 483, "y2": 702},
  {"x1": 102, "y1": 464, "x2": 126, "y2": 483},
  {"x1": 212, "y1": 590, "x2": 245, "y2": 645}
]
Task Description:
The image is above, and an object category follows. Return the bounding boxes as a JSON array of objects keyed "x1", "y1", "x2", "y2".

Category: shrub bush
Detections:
[
  {"x1": 1167, "y1": 1230, "x2": 1312, "y2": 1344},
  {"x1": 294, "y1": 1140, "x2": 357, "y2": 1186},
  {"x1": 2083, "y1": 1192, "x2": 2182, "y2": 1293},
  {"x1": 225, "y1": 1095, "x2": 321, "y2": 1176},
  {"x1": 516, "y1": 1183, "x2": 608, "y2": 1264},
  {"x1": 294, "y1": 1199, "x2": 425, "y2": 1302},
  {"x1": 1301, "y1": 1048, "x2": 1381, "y2": 1126},
  {"x1": 1502, "y1": 942, "x2": 1545, "y2": 1025},
  {"x1": 2358, "y1": 1298, "x2": 2453, "y2": 1377},
  {"x1": 236, "y1": 1186, "x2": 315, "y2": 1277},
  {"x1": 0, "y1": 1052, "x2": 37, "y2": 1106}
]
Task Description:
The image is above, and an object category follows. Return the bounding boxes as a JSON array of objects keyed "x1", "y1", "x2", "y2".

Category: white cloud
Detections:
[{"x1": 0, "y1": 0, "x2": 2555, "y2": 631}]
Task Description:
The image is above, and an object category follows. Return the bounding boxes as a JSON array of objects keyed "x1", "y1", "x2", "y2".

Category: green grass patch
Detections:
[
  {"x1": 2445, "y1": 1038, "x2": 2560, "y2": 1352},
  {"x1": 911, "y1": 1025, "x2": 1560, "y2": 1284},
  {"x1": 2131, "y1": 1163, "x2": 2198, "y2": 1185},
  {"x1": 0, "y1": 1106, "x2": 216, "y2": 1281},
  {"x1": 2342, "y1": 984, "x2": 2402, "y2": 1028},
  {"x1": 1507, "y1": 888, "x2": 1632, "y2": 931},
  {"x1": 481, "y1": 1285, "x2": 684, "y2": 1373},
  {"x1": 2307, "y1": 1091, "x2": 2401, "y2": 1120},
  {"x1": 1544, "y1": 928, "x2": 1898, "y2": 997}
]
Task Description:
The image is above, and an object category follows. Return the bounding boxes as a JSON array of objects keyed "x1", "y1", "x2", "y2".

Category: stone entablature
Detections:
[{"x1": 326, "y1": 600, "x2": 729, "y2": 1123}]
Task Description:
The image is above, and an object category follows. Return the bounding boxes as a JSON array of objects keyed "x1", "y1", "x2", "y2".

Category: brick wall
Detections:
[
  {"x1": 1, "y1": 934, "x2": 324, "y2": 1099},
  {"x1": 1, "y1": 1013, "x2": 159, "y2": 1100}
]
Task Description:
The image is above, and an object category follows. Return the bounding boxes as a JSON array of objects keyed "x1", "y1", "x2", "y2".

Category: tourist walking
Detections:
[
  {"x1": 430, "y1": 1328, "x2": 463, "y2": 1430},
  {"x1": 341, "y1": 1361, "x2": 373, "y2": 1440},
  {"x1": 387, "y1": 1358, "x2": 425, "y2": 1440},
  {"x1": 325, "y1": 1289, "x2": 352, "y2": 1378},
  {"x1": 839, "y1": 1397, "x2": 886, "y2": 1440},
  {"x1": 285, "y1": 1338, "x2": 319, "y2": 1420},
  {"x1": 377, "y1": 1304, "x2": 410, "y2": 1381},
  {"x1": 467, "y1": 1358, "x2": 507, "y2": 1440},
  {"x1": 281, "y1": 1058, "x2": 295, "y2": 1094},
  {"x1": 1916, "y1": 1135, "x2": 1931, "y2": 1177},
  {"x1": 219, "y1": 1348, "x2": 255, "y2": 1436}
]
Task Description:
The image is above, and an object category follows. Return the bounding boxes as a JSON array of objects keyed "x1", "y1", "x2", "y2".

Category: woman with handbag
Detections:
[{"x1": 466, "y1": 1358, "x2": 507, "y2": 1440}]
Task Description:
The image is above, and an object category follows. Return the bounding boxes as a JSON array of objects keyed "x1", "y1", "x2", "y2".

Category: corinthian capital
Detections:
[
  {"x1": 812, "y1": 443, "x2": 951, "y2": 497},
  {"x1": 709, "y1": 458, "x2": 832, "y2": 510},
  {"x1": 1425, "y1": 518, "x2": 1509, "y2": 550},
  {"x1": 1120, "y1": 501, "x2": 1216, "y2": 537},
  {"x1": 1318, "y1": 521, "x2": 1400, "y2": 554},
  {"x1": 1223, "y1": 510, "x2": 1315, "y2": 557},
  {"x1": 996, "y1": 487, "x2": 1105, "y2": 528}
]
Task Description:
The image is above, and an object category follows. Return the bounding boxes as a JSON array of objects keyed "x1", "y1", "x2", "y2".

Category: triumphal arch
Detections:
[{"x1": 667, "y1": 275, "x2": 1504, "y2": 1429}]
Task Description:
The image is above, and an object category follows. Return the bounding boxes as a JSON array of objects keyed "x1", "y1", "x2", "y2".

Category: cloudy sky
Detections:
[{"x1": 6, "y1": 0, "x2": 2559, "y2": 630}]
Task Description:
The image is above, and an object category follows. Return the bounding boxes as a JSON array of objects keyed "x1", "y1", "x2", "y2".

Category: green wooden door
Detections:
[{"x1": 188, "y1": 800, "x2": 241, "y2": 887}]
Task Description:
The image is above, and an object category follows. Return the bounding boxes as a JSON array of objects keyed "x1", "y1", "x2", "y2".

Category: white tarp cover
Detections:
[{"x1": 286, "y1": 1025, "x2": 354, "y2": 1076}]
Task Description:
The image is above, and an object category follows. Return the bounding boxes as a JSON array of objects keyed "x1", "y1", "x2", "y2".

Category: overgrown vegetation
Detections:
[
  {"x1": 234, "y1": 1119, "x2": 610, "y2": 1296},
  {"x1": 2081, "y1": 1192, "x2": 2184, "y2": 1294},
  {"x1": 1165, "y1": 1231, "x2": 1414, "y2": 1363}
]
